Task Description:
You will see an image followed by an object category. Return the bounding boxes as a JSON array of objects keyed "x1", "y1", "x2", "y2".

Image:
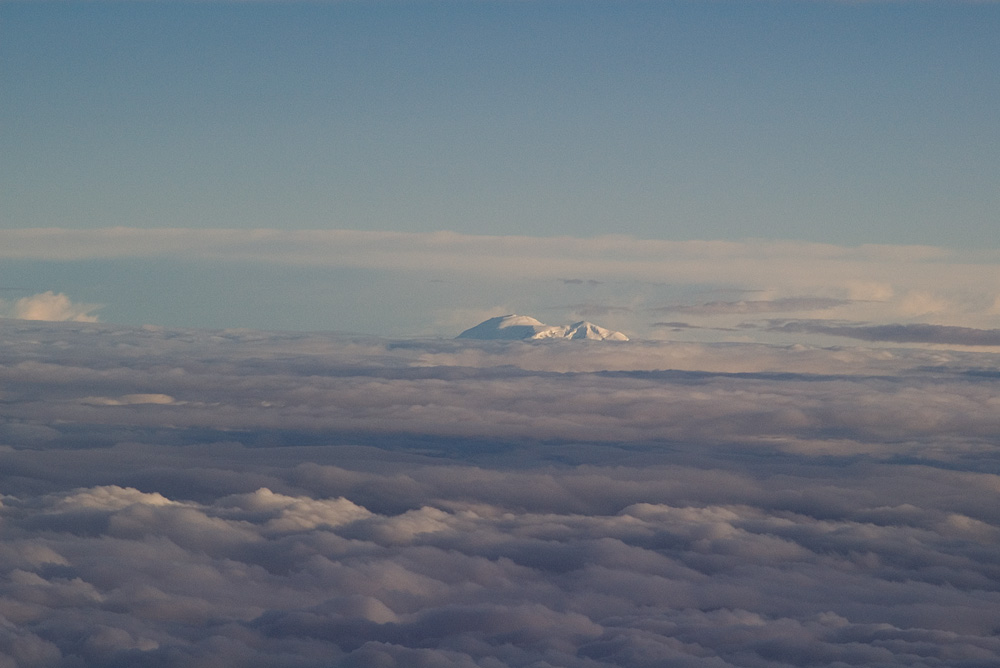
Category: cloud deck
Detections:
[{"x1": 1, "y1": 320, "x2": 999, "y2": 667}]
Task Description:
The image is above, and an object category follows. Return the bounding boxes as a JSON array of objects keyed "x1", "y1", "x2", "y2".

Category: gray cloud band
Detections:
[
  {"x1": 772, "y1": 320, "x2": 1000, "y2": 346},
  {"x1": 655, "y1": 296, "x2": 852, "y2": 315}
]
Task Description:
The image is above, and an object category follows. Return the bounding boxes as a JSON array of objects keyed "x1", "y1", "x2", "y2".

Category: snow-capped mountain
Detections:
[{"x1": 457, "y1": 315, "x2": 629, "y2": 341}]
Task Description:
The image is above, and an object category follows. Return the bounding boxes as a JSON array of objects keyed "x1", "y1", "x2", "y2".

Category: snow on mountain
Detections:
[
  {"x1": 563, "y1": 320, "x2": 629, "y2": 341},
  {"x1": 457, "y1": 315, "x2": 629, "y2": 341}
]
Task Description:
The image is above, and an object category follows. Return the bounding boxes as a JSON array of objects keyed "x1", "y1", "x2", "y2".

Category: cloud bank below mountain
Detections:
[{"x1": 2, "y1": 320, "x2": 999, "y2": 667}]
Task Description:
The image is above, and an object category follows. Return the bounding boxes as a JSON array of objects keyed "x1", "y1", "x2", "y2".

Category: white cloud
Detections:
[
  {"x1": 897, "y1": 289, "x2": 951, "y2": 317},
  {"x1": 5, "y1": 291, "x2": 100, "y2": 323},
  {"x1": 1, "y1": 320, "x2": 1000, "y2": 666},
  {"x1": 80, "y1": 394, "x2": 177, "y2": 406}
]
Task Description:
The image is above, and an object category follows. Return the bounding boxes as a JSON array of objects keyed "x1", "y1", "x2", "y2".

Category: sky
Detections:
[{"x1": 2, "y1": 0, "x2": 1000, "y2": 339}]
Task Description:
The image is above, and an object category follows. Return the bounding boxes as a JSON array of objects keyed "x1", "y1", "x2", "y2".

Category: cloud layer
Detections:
[
  {"x1": 4, "y1": 228, "x2": 1000, "y2": 341},
  {"x1": 2, "y1": 320, "x2": 1000, "y2": 666}
]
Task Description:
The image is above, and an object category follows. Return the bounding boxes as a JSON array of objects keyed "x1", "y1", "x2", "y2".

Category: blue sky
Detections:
[{"x1": 2, "y1": 1, "x2": 999, "y2": 336}]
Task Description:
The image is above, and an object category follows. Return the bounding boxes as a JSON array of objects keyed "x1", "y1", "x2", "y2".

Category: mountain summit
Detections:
[{"x1": 457, "y1": 315, "x2": 628, "y2": 341}]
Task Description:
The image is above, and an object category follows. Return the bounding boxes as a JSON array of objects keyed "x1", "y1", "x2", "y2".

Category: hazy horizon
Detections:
[{"x1": 3, "y1": 0, "x2": 1000, "y2": 338}]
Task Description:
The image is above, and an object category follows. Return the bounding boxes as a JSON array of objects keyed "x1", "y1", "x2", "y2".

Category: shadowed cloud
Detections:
[
  {"x1": 1, "y1": 320, "x2": 1000, "y2": 667},
  {"x1": 772, "y1": 320, "x2": 1000, "y2": 346},
  {"x1": 656, "y1": 297, "x2": 852, "y2": 316}
]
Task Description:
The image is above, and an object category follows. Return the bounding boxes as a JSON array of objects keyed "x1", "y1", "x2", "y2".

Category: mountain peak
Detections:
[
  {"x1": 457, "y1": 315, "x2": 628, "y2": 341},
  {"x1": 564, "y1": 320, "x2": 629, "y2": 341}
]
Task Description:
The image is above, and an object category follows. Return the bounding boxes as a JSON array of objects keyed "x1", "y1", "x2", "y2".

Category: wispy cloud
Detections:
[
  {"x1": 655, "y1": 296, "x2": 853, "y2": 316},
  {"x1": 651, "y1": 321, "x2": 713, "y2": 330},
  {"x1": 5, "y1": 228, "x2": 1000, "y2": 340},
  {"x1": 2, "y1": 228, "x2": 994, "y2": 284},
  {"x1": 561, "y1": 303, "x2": 634, "y2": 319},
  {"x1": 770, "y1": 320, "x2": 1000, "y2": 347}
]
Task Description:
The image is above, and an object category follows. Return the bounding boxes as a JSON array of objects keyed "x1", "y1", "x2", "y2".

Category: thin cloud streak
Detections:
[
  {"x1": 6, "y1": 227, "x2": 1000, "y2": 339},
  {"x1": 656, "y1": 297, "x2": 853, "y2": 316},
  {"x1": 3, "y1": 228, "x2": 996, "y2": 283},
  {"x1": 772, "y1": 320, "x2": 1000, "y2": 347}
]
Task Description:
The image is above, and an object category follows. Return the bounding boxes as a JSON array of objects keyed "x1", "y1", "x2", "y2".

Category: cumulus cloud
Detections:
[
  {"x1": 4, "y1": 291, "x2": 100, "y2": 322},
  {"x1": 1, "y1": 319, "x2": 1000, "y2": 666}
]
